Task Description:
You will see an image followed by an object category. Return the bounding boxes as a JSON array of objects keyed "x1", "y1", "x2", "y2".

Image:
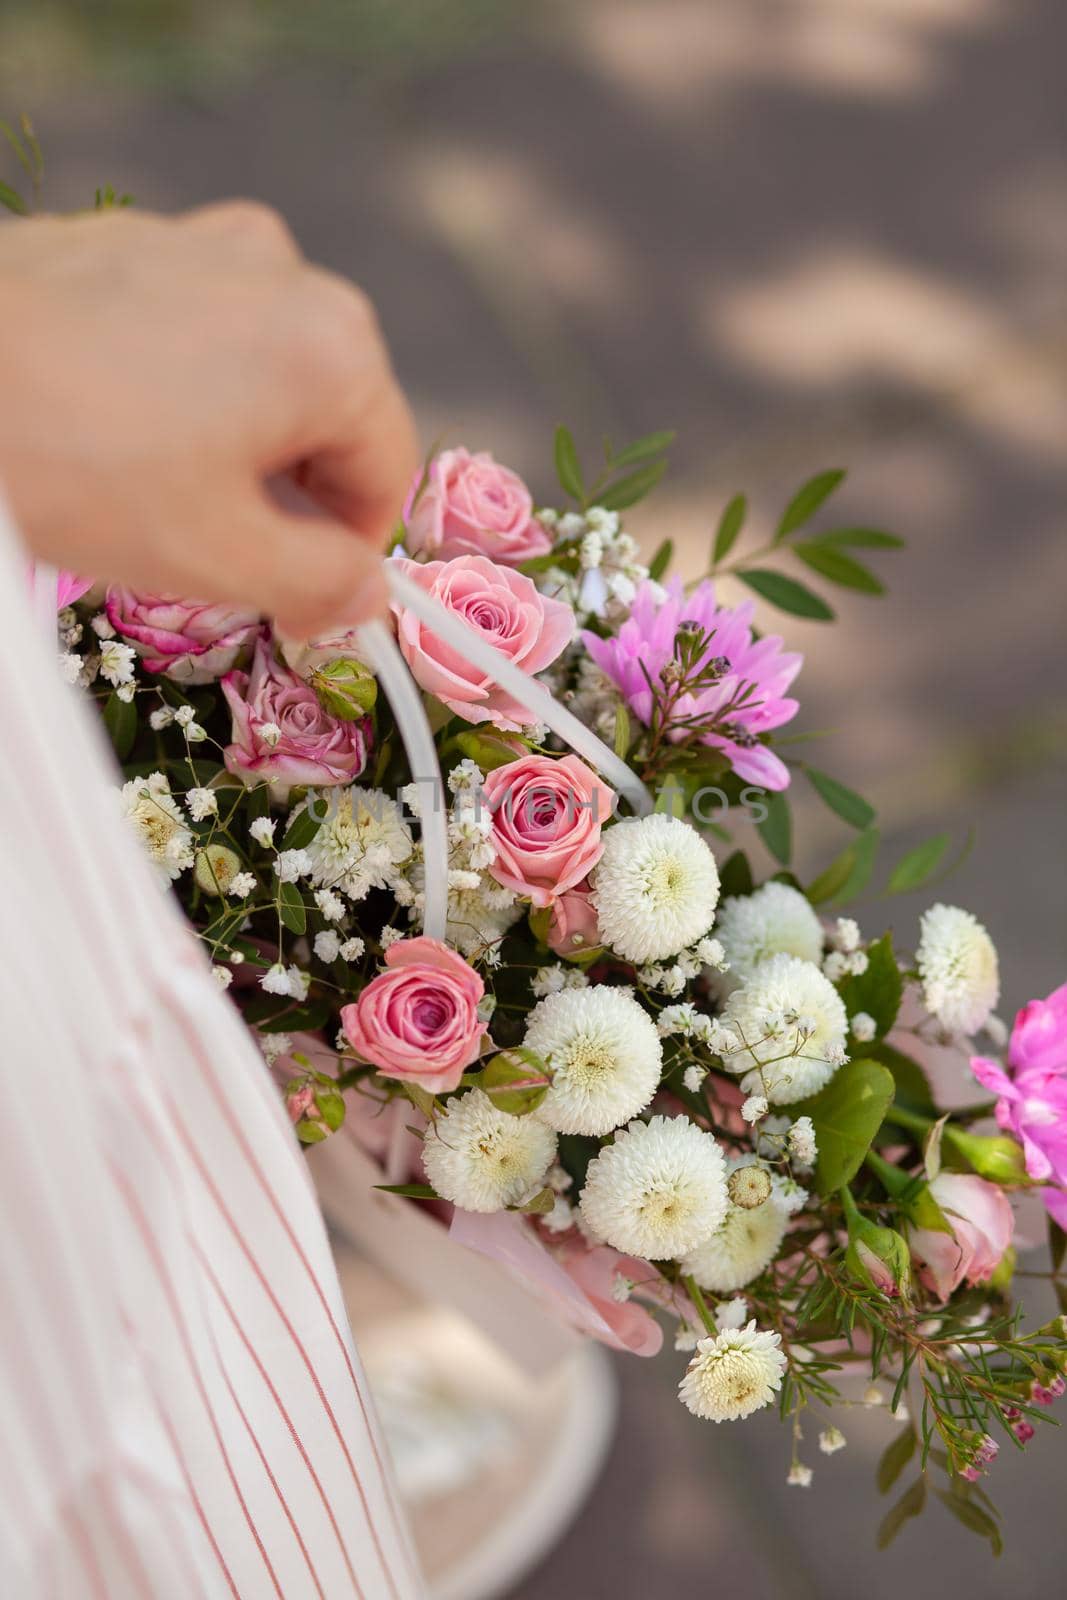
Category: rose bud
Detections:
[
  {"x1": 841, "y1": 1186, "x2": 912, "y2": 1299},
  {"x1": 309, "y1": 657, "x2": 378, "y2": 720}
]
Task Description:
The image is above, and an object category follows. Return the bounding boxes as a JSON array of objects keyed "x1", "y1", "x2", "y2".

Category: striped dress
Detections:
[{"x1": 0, "y1": 500, "x2": 423, "y2": 1599}]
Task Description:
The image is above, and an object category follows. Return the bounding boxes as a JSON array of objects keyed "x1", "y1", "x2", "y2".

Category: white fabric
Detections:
[{"x1": 0, "y1": 501, "x2": 423, "y2": 1598}]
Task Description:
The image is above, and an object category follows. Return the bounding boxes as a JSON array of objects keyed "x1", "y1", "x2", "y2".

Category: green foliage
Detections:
[
  {"x1": 805, "y1": 765, "x2": 876, "y2": 830},
  {"x1": 806, "y1": 826, "x2": 880, "y2": 906},
  {"x1": 794, "y1": 540, "x2": 885, "y2": 595},
  {"x1": 737, "y1": 568, "x2": 835, "y2": 621},
  {"x1": 552, "y1": 424, "x2": 674, "y2": 513},
  {"x1": 798, "y1": 1058, "x2": 896, "y2": 1194},
  {"x1": 839, "y1": 933, "x2": 903, "y2": 1039},
  {"x1": 887, "y1": 832, "x2": 951, "y2": 893},
  {"x1": 756, "y1": 789, "x2": 792, "y2": 865},
  {"x1": 712, "y1": 493, "x2": 746, "y2": 565},
  {"x1": 103, "y1": 691, "x2": 137, "y2": 759},
  {"x1": 775, "y1": 468, "x2": 846, "y2": 543},
  {"x1": 278, "y1": 880, "x2": 307, "y2": 935}
]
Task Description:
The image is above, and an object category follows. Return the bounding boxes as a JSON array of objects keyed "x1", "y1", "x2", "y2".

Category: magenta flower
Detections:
[
  {"x1": 972, "y1": 982, "x2": 1067, "y2": 1229},
  {"x1": 581, "y1": 578, "x2": 802, "y2": 790}
]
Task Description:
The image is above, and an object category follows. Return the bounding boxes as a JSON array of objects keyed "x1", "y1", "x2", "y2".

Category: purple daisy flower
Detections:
[{"x1": 581, "y1": 578, "x2": 802, "y2": 790}]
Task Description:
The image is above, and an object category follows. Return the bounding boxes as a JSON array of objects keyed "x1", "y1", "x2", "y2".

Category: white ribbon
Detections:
[{"x1": 367, "y1": 564, "x2": 653, "y2": 943}]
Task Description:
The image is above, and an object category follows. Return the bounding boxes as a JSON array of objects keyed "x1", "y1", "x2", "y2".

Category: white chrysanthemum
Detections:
[
  {"x1": 720, "y1": 953, "x2": 848, "y2": 1104},
  {"x1": 678, "y1": 1321, "x2": 786, "y2": 1422},
  {"x1": 917, "y1": 903, "x2": 999, "y2": 1036},
  {"x1": 118, "y1": 772, "x2": 193, "y2": 880},
  {"x1": 579, "y1": 1115, "x2": 728, "y2": 1259},
  {"x1": 523, "y1": 986, "x2": 663, "y2": 1136},
  {"x1": 421, "y1": 1090, "x2": 556, "y2": 1214},
  {"x1": 680, "y1": 1196, "x2": 789, "y2": 1294},
  {"x1": 303, "y1": 787, "x2": 412, "y2": 900},
  {"x1": 591, "y1": 815, "x2": 720, "y2": 964},
  {"x1": 713, "y1": 882, "x2": 824, "y2": 989}
]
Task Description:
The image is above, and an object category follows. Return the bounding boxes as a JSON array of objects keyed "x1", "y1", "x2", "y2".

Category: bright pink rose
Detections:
[
  {"x1": 106, "y1": 586, "x2": 260, "y2": 683},
  {"x1": 910, "y1": 1172, "x2": 1014, "y2": 1300},
  {"x1": 404, "y1": 448, "x2": 552, "y2": 566},
  {"x1": 221, "y1": 630, "x2": 370, "y2": 795},
  {"x1": 972, "y1": 981, "x2": 1067, "y2": 1228},
  {"x1": 391, "y1": 554, "x2": 573, "y2": 732},
  {"x1": 548, "y1": 880, "x2": 602, "y2": 956},
  {"x1": 340, "y1": 937, "x2": 487, "y2": 1095},
  {"x1": 481, "y1": 754, "x2": 614, "y2": 909}
]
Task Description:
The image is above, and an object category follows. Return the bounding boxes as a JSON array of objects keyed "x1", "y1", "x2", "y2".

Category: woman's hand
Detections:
[{"x1": 0, "y1": 203, "x2": 417, "y2": 635}]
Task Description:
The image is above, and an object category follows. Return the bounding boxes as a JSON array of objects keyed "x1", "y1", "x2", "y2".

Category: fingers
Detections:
[
  {"x1": 192, "y1": 488, "x2": 389, "y2": 639},
  {"x1": 273, "y1": 269, "x2": 419, "y2": 549}
]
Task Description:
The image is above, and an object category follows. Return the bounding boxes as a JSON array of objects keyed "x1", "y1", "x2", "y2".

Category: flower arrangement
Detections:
[{"x1": 60, "y1": 428, "x2": 1067, "y2": 1550}]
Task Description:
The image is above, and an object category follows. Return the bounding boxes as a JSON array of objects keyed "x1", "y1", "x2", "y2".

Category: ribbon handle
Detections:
[{"x1": 367, "y1": 564, "x2": 653, "y2": 943}]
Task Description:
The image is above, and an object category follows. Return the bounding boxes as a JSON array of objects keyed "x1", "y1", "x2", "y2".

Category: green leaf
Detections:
[
  {"x1": 718, "y1": 849, "x2": 754, "y2": 899},
  {"x1": 374, "y1": 1182, "x2": 439, "y2": 1200},
  {"x1": 1050, "y1": 1216, "x2": 1066, "y2": 1274},
  {"x1": 478, "y1": 1048, "x2": 550, "y2": 1115},
  {"x1": 454, "y1": 730, "x2": 527, "y2": 772},
  {"x1": 103, "y1": 691, "x2": 137, "y2": 760},
  {"x1": 608, "y1": 429, "x2": 675, "y2": 470},
  {"x1": 887, "y1": 833, "x2": 951, "y2": 894},
  {"x1": 613, "y1": 704, "x2": 631, "y2": 759},
  {"x1": 839, "y1": 933, "x2": 903, "y2": 1039},
  {"x1": 805, "y1": 766, "x2": 876, "y2": 829},
  {"x1": 648, "y1": 538, "x2": 673, "y2": 582},
  {"x1": 935, "y1": 1490, "x2": 1002, "y2": 1556},
  {"x1": 0, "y1": 179, "x2": 27, "y2": 215},
  {"x1": 877, "y1": 1476, "x2": 926, "y2": 1549},
  {"x1": 0, "y1": 119, "x2": 33, "y2": 179},
  {"x1": 296, "y1": 1121, "x2": 328, "y2": 1144},
  {"x1": 793, "y1": 541, "x2": 885, "y2": 595},
  {"x1": 597, "y1": 459, "x2": 667, "y2": 512},
  {"x1": 818, "y1": 527, "x2": 904, "y2": 550},
  {"x1": 402, "y1": 1082, "x2": 437, "y2": 1118},
  {"x1": 808, "y1": 827, "x2": 880, "y2": 906},
  {"x1": 278, "y1": 880, "x2": 307, "y2": 935},
  {"x1": 313, "y1": 1088, "x2": 346, "y2": 1132},
  {"x1": 776, "y1": 469, "x2": 845, "y2": 542},
  {"x1": 797, "y1": 1058, "x2": 896, "y2": 1195},
  {"x1": 737, "y1": 569, "x2": 835, "y2": 621},
  {"x1": 757, "y1": 789, "x2": 792, "y2": 865},
  {"x1": 517, "y1": 1185, "x2": 555, "y2": 1215},
  {"x1": 554, "y1": 425, "x2": 584, "y2": 503},
  {"x1": 877, "y1": 1426, "x2": 917, "y2": 1493},
  {"x1": 282, "y1": 806, "x2": 324, "y2": 851},
  {"x1": 868, "y1": 1040, "x2": 937, "y2": 1115},
  {"x1": 713, "y1": 493, "x2": 747, "y2": 565}
]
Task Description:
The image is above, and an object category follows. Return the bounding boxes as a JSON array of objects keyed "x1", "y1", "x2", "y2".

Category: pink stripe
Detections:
[
  {"x1": 200, "y1": 1248, "x2": 363, "y2": 1600},
  {"x1": 163, "y1": 992, "x2": 417, "y2": 1594},
  {"x1": 63, "y1": 1505, "x2": 108, "y2": 1600},
  {"x1": 162, "y1": 1086, "x2": 394, "y2": 1597},
  {"x1": 126, "y1": 1327, "x2": 241, "y2": 1600},
  {"x1": 201, "y1": 1297, "x2": 330, "y2": 1600},
  {"x1": 111, "y1": 1163, "x2": 284, "y2": 1600}
]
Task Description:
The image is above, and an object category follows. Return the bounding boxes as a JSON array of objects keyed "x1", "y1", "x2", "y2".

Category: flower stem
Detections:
[{"x1": 683, "y1": 1275, "x2": 719, "y2": 1338}]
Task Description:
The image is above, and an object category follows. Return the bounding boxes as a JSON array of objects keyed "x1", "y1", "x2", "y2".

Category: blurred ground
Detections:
[{"x1": 4, "y1": 1, "x2": 1066, "y2": 1593}]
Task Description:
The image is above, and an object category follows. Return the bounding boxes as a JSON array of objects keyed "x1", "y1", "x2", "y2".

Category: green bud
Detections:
[
  {"x1": 942, "y1": 1127, "x2": 1031, "y2": 1185},
  {"x1": 454, "y1": 730, "x2": 529, "y2": 771},
  {"x1": 841, "y1": 1186, "x2": 912, "y2": 1299},
  {"x1": 310, "y1": 657, "x2": 377, "y2": 719},
  {"x1": 194, "y1": 844, "x2": 241, "y2": 896}
]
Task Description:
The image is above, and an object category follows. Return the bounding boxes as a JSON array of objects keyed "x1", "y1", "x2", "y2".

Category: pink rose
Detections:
[
  {"x1": 910, "y1": 1172, "x2": 1014, "y2": 1300},
  {"x1": 106, "y1": 586, "x2": 260, "y2": 683},
  {"x1": 481, "y1": 754, "x2": 614, "y2": 909},
  {"x1": 340, "y1": 936, "x2": 487, "y2": 1095},
  {"x1": 548, "y1": 881, "x2": 602, "y2": 956},
  {"x1": 391, "y1": 554, "x2": 573, "y2": 732},
  {"x1": 972, "y1": 981, "x2": 1067, "y2": 1230},
  {"x1": 221, "y1": 630, "x2": 370, "y2": 795},
  {"x1": 404, "y1": 448, "x2": 552, "y2": 566}
]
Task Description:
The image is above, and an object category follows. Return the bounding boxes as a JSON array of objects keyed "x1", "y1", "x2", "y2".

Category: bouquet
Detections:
[{"x1": 59, "y1": 429, "x2": 1067, "y2": 1549}]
